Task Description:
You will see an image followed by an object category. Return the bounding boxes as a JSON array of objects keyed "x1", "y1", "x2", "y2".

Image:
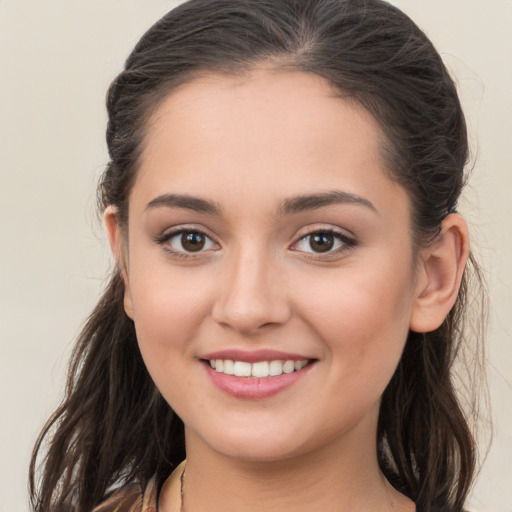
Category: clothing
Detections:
[
  {"x1": 92, "y1": 477, "x2": 158, "y2": 512},
  {"x1": 92, "y1": 476, "x2": 462, "y2": 512}
]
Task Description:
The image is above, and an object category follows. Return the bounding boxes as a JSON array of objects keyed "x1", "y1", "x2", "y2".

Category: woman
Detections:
[{"x1": 30, "y1": 0, "x2": 485, "y2": 511}]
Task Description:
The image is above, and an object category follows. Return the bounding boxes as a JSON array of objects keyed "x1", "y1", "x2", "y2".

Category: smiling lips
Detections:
[
  {"x1": 209, "y1": 359, "x2": 310, "y2": 378},
  {"x1": 202, "y1": 350, "x2": 315, "y2": 398}
]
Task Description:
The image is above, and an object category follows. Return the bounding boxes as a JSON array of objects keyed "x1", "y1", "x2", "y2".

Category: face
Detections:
[{"x1": 116, "y1": 69, "x2": 424, "y2": 462}]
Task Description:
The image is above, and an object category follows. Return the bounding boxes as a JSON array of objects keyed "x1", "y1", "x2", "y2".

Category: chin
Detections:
[
  {"x1": 188, "y1": 422, "x2": 314, "y2": 463},
  {"x1": 214, "y1": 441, "x2": 308, "y2": 464}
]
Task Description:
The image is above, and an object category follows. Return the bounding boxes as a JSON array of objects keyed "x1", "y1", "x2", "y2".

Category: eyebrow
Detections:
[
  {"x1": 145, "y1": 190, "x2": 377, "y2": 216},
  {"x1": 279, "y1": 190, "x2": 378, "y2": 215},
  {"x1": 145, "y1": 193, "x2": 222, "y2": 215}
]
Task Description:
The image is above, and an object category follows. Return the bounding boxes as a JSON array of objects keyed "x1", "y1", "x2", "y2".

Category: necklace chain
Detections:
[
  {"x1": 178, "y1": 463, "x2": 396, "y2": 512},
  {"x1": 179, "y1": 463, "x2": 186, "y2": 512}
]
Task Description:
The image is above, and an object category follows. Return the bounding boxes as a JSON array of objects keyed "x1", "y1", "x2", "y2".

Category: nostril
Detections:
[
  {"x1": 210, "y1": 257, "x2": 292, "y2": 333},
  {"x1": 211, "y1": 300, "x2": 291, "y2": 334}
]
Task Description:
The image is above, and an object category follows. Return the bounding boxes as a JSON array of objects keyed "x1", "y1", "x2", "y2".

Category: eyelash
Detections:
[
  {"x1": 155, "y1": 228, "x2": 219, "y2": 258},
  {"x1": 290, "y1": 229, "x2": 357, "y2": 258},
  {"x1": 154, "y1": 227, "x2": 357, "y2": 259}
]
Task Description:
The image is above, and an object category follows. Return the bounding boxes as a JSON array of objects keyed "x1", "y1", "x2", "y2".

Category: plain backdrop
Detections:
[{"x1": 1, "y1": 1, "x2": 510, "y2": 511}]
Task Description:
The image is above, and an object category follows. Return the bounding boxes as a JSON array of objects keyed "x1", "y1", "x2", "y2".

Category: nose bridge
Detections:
[{"x1": 212, "y1": 240, "x2": 290, "y2": 333}]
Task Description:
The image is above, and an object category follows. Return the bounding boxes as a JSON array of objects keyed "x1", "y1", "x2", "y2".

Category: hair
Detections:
[{"x1": 30, "y1": 1, "x2": 486, "y2": 511}]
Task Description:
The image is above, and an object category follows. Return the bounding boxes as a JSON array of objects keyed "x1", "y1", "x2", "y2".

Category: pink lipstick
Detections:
[{"x1": 201, "y1": 349, "x2": 315, "y2": 399}]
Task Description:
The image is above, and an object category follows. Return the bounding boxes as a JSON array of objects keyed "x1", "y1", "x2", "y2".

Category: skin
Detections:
[{"x1": 106, "y1": 68, "x2": 469, "y2": 512}]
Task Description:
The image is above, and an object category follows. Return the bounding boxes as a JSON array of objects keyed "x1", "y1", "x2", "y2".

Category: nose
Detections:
[{"x1": 211, "y1": 246, "x2": 292, "y2": 335}]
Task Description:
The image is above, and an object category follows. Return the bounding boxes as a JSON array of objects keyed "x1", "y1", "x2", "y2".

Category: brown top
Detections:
[
  {"x1": 92, "y1": 482, "x2": 459, "y2": 512},
  {"x1": 92, "y1": 476, "x2": 158, "y2": 512}
]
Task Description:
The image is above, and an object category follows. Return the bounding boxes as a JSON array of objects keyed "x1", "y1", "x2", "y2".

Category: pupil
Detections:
[
  {"x1": 310, "y1": 233, "x2": 334, "y2": 253},
  {"x1": 182, "y1": 232, "x2": 205, "y2": 252}
]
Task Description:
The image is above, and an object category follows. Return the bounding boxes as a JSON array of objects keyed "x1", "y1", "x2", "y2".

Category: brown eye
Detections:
[
  {"x1": 158, "y1": 229, "x2": 218, "y2": 254},
  {"x1": 309, "y1": 232, "x2": 335, "y2": 253},
  {"x1": 181, "y1": 232, "x2": 206, "y2": 252},
  {"x1": 291, "y1": 229, "x2": 356, "y2": 256}
]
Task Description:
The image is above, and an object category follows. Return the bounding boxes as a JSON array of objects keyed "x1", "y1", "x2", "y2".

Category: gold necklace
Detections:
[{"x1": 179, "y1": 463, "x2": 186, "y2": 512}]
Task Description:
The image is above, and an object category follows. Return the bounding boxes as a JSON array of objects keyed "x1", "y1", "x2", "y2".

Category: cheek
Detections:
[
  {"x1": 297, "y1": 254, "x2": 415, "y2": 381},
  {"x1": 126, "y1": 259, "x2": 214, "y2": 370},
  {"x1": 126, "y1": 268, "x2": 216, "y2": 418}
]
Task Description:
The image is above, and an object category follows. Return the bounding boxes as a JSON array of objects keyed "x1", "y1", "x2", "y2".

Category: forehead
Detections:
[
  {"x1": 132, "y1": 68, "x2": 408, "y2": 218},
  {"x1": 143, "y1": 69, "x2": 382, "y2": 162}
]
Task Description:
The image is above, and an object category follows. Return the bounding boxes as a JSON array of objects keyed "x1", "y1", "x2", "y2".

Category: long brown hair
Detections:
[{"x1": 30, "y1": 1, "x2": 486, "y2": 511}]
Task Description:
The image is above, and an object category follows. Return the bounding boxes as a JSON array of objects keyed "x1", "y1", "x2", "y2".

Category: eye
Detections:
[
  {"x1": 292, "y1": 229, "x2": 355, "y2": 255},
  {"x1": 157, "y1": 229, "x2": 218, "y2": 254}
]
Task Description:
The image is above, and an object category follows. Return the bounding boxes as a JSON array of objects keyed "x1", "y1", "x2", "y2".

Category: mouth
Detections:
[
  {"x1": 206, "y1": 358, "x2": 312, "y2": 378},
  {"x1": 200, "y1": 349, "x2": 317, "y2": 398}
]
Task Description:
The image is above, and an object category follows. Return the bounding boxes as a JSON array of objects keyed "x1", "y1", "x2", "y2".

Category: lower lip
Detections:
[{"x1": 204, "y1": 362, "x2": 314, "y2": 399}]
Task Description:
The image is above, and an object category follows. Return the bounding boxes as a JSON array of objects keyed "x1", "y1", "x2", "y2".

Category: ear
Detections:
[
  {"x1": 104, "y1": 206, "x2": 134, "y2": 319},
  {"x1": 409, "y1": 214, "x2": 469, "y2": 333}
]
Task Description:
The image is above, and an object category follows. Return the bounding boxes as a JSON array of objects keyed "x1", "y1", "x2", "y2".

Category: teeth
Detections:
[
  {"x1": 295, "y1": 360, "x2": 307, "y2": 371},
  {"x1": 233, "y1": 361, "x2": 252, "y2": 377},
  {"x1": 210, "y1": 359, "x2": 309, "y2": 378},
  {"x1": 283, "y1": 360, "x2": 295, "y2": 374},
  {"x1": 223, "y1": 359, "x2": 235, "y2": 375},
  {"x1": 269, "y1": 360, "x2": 283, "y2": 376},
  {"x1": 251, "y1": 361, "x2": 269, "y2": 377}
]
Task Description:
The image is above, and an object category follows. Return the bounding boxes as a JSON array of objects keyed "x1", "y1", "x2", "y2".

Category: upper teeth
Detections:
[{"x1": 210, "y1": 359, "x2": 308, "y2": 378}]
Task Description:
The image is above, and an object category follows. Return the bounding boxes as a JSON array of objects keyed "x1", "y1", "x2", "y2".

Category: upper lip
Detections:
[{"x1": 201, "y1": 349, "x2": 313, "y2": 363}]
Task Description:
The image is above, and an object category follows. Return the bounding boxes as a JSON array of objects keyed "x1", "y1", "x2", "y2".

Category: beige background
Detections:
[{"x1": 0, "y1": 1, "x2": 510, "y2": 511}]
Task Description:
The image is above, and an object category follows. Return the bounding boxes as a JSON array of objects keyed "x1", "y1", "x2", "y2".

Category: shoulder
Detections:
[
  {"x1": 93, "y1": 476, "x2": 158, "y2": 512},
  {"x1": 415, "y1": 506, "x2": 468, "y2": 512}
]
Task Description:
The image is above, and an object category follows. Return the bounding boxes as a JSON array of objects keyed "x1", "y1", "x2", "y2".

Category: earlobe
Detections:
[
  {"x1": 104, "y1": 206, "x2": 134, "y2": 319},
  {"x1": 409, "y1": 214, "x2": 469, "y2": 333}
]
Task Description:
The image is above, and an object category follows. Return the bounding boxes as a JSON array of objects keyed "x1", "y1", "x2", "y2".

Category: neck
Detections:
[{"x1": 166, "y1": 423, "x2": 414, "y2": 512}]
